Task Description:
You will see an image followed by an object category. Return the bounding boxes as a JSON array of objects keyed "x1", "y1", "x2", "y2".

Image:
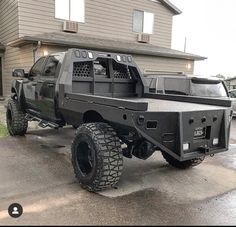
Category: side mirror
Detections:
[{"x1": 12, "y1": 69, "x2": 26, "y2": 78}]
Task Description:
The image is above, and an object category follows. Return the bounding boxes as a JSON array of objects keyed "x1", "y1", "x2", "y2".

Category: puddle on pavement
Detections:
[{"x1": 98, "y1": 161, "x2": 236, "y2": 204}]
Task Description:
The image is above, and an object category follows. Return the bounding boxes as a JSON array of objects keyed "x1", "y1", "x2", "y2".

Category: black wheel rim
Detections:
[{"x1": 76, "y1": 141, "x2": 94, "y2": 177}]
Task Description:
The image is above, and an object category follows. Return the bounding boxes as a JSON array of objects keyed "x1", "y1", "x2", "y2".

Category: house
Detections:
[
  {"x1": 225, "y1": 77, "x2": 236, "y2": 90},
  {"x1": 0, "y1": 0, "x2": 206, "y2": 97}
]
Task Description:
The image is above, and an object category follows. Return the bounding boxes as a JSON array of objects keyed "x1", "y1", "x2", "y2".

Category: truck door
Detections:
[
  {"x1": 23, "y1": 57, "x2": 47, "y2": 112},
  {"x1": 37, "y1": 55, "x2": 61, "y2": 121}
]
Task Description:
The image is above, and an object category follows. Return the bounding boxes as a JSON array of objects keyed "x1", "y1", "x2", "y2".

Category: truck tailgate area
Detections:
[{"x1": 118, "y1": 97, "x2": 230, "y2": 161}]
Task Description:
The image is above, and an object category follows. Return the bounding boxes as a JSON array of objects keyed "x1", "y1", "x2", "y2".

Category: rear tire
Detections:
[
  {"x1": 71, "y1": 123, "x2": 123, "y2": 192},
  {"x1": 161, "y1": 151, "x2": 204, "y2": 169},
  {"x1": 6, "y1": 99, "x2": 28, "y2": 136}
]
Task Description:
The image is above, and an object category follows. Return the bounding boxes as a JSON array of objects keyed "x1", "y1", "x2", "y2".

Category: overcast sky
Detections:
[{"x1": 170, "y1": 0, "x2": 236, "y2": 78}]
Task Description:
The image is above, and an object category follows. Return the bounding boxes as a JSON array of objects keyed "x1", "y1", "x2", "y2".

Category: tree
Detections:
[{"x1": 215, "y1": 74, "x2": 226, "y2": 80}]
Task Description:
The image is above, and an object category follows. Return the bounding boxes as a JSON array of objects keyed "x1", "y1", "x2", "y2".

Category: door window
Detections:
[
  {"x1": 43, "y1": 56, "x2": 61, "y2": 77},
  {"x1": 30, "y1": 57, "x2": 46, "y2": 77}
]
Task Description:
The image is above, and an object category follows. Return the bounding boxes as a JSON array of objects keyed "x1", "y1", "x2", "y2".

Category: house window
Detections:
[
  {"x1": 133, "y1": 10, "x2": 154, "y2": 34},
  {"x1": 55, "y1": 0, "x2": 85, "y2": 23}
]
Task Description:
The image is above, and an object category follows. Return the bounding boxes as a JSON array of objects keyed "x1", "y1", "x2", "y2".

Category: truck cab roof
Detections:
[{"x1": 144, "y1": 73, "x2": 229, "y2": 98}]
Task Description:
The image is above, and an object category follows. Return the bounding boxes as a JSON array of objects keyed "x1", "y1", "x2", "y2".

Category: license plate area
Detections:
[
  {"x1": 193, "y1": 126, "x2": 211, "y2": 140},
  {"x1": 194, "y1": 127, "x2": 206, "y2": 140}
]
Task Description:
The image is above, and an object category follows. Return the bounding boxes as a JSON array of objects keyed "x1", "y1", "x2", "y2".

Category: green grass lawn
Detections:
[{"x1": 0, "y1": 123, "x2": 9, "y2": 138}]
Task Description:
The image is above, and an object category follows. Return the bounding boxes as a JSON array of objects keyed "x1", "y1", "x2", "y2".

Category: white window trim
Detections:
[
  {"x1": 55, "y1": 0, "x2": 85, "y2": 23},
  {"x1": 133, "y1": 9, "x2": 154, "y2": 34}
]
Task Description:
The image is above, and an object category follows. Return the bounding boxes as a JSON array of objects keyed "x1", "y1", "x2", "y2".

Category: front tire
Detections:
[
  {"x1": 6, "y1": 99, "x2": 28, "y2": 136},
  {"x1": 71, "y1": 123, "x2": 123, "y2": 192},
  {"x1": 161, "y1": 151, "x2": 204, "y2": 169}
]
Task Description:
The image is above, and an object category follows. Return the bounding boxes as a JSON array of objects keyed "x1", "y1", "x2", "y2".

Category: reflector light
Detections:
[
  {"x1": 183, "y1": 143, "x2": 190, "y2": 151},
  {"x1": 117, "y1": 55, "x2": 121, "y2": 62},
  {"x1": 213, "y1": 138, "x2": 219, "y2": 146}
]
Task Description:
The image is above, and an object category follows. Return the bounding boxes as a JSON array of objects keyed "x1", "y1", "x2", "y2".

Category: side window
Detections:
[
  {"x1": 30, "y1": 57, "x2": 46, "y2": 77},
  {"x1": 55, "y1": 0, "x2": 85, "y2": 23},
  {"x1": 43, "y1": 56, "x2": 61, "y2": 77},
  {"x1": 164, "y1": 78, "x2": 188, "y2": 95},
  {"x1": 133, "y1": 10, "x2": 154, "y2": 34}
]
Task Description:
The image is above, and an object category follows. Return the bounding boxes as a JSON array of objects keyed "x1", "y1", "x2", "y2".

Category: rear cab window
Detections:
[{"x1": 190, "y1": 78, "x2": 228, "y2": 98}]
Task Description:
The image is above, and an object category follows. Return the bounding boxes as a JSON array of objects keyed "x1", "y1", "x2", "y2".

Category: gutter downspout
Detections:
[{"x1": 33, "y1": 41, "x2": 42, "y2": 63}]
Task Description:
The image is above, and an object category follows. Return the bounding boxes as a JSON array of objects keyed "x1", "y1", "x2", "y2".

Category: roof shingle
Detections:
[{"x1": 8, "y1": 32, "x2": 206, "y2": 61}]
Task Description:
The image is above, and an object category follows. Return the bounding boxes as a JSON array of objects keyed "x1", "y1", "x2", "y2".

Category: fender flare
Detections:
[{"x1": 11, "y1": 80, "x2": 26, "y2": 110}]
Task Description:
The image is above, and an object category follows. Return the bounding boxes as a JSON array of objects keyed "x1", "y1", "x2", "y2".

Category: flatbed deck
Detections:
[
  {"x1": 67, "y1": 93, "x2": 228, "y2": 113},
  {"x1": 120, "y1": 97, "x2": 228, "y2": 112}
]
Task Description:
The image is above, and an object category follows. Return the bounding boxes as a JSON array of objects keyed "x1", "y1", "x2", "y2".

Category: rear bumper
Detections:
[
  {"x1": 132, "y1": 108, "x2": 232, "y2": 161},
  {"x1": 181, "y1": 147, "x2": 228, "y2": 160}
]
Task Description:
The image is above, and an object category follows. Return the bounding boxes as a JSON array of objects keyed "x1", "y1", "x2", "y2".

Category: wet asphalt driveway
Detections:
[{"x1": 0, "y1": 115, "x2": 236, "y2": 225}]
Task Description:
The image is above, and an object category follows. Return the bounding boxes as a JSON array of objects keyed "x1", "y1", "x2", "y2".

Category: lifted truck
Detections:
[{"x1": 7, "y1": 49, "x2": 233, "y2": 192}]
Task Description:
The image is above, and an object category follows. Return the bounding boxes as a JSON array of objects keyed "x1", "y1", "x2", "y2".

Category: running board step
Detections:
[{"x1": 25, "y1": 114, "x2": 60, "y2": 129}]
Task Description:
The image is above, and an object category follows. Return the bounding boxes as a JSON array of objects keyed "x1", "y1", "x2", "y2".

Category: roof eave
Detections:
[
  {"x1": 7, "y1": 36, "x2": 206, "y2": 61},
  {"x1": 159, "y1": 0, "x2": 182, "y2": 15}
]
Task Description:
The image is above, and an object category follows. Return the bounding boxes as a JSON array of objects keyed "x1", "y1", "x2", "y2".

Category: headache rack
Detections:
[{"x1": 72, "y1": 57, "x2": 141, "y2": 98}]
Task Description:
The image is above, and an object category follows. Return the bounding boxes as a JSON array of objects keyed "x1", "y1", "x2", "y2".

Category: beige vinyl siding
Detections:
[
  {"x1": 18, "y1": 0, "x2": 173, "y2": 48},
  {"x1": 0, "y1": 0, "x2": 19, "y2": 43},
  {"x1": 133, "y1": 55, "x2": 194, "y2": 74},
  {"x1": 35, "y1": 45, "x2": 194, "y2": 75},
  {"x1": 0, "y1": 0, "x2": 20, "y2": 96},
  {"x1": 3, "y1": 45, "x2": 34, "y2": 96}
]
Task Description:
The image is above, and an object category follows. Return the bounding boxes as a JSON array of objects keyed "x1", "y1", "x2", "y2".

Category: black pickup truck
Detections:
[{"x1": 7, "y1": 49, "x2": 233, "y2": 192}]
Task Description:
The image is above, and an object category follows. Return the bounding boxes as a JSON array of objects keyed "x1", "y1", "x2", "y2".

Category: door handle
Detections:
[{"x1": 47, "y1": 83, "x2": 54, "y2": 88}]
